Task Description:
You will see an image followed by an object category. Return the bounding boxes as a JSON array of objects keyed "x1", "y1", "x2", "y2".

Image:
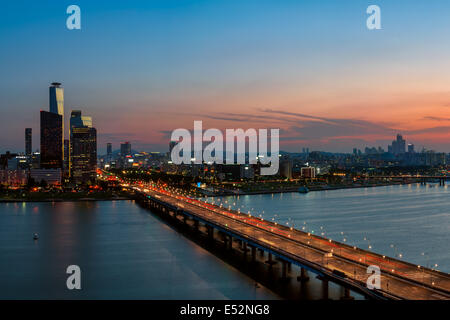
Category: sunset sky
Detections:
[{"x1": 2, "y1": 0, "x2": 450, "y2": 154}]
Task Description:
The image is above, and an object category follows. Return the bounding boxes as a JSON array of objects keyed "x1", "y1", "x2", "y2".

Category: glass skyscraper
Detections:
[
  {"x1": 49, "y1": 82, "x2": 64, "y2": 163},
  {"x1": 70, "y1": 126, "x2": 97, "y2": 185},
  {"x1": 69, "y1": 110, "x2": 97, "y2": 184},
  {"x1": 70, "y1": 110, "x2": 92, "y2": 129},
  {"x1": 25, "y1": 128, "x2": 32, "y2": 155},
  {"x1": 40, "y1": 111, "x2": 63, "y2": 169},
  {"x1": 49, "y1": 82, "x2": 64, "y2": 116}
]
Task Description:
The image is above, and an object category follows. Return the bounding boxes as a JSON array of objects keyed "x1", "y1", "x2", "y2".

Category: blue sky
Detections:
[{"x1": 2, "y1": 1, "x2": 450, "y2": 154}]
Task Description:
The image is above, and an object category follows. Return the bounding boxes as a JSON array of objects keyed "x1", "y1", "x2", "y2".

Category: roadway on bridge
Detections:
[{"x1": 138, "y1": 185, "x2": 450, "y2": 300}]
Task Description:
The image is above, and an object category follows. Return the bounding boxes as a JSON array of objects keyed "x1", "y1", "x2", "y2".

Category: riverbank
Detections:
[
  {"x1": 0, "y1": 191, "x2": 132, "y2": 203},
  {"x1": 0, "y1": 197, "x2": 131, "y2": 203},
  {"x1": 206, "y1": 181, "x2": 416, "y2": 196}
]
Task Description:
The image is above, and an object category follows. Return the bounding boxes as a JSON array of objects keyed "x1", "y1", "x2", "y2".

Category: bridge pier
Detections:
[
  {"x1": 251, "y1": 246, "x2": 256, "y2": 262},
  {"x1": 281, "y1": 261, "x2": 288, "y2": 280},
  {"x1": 322, "y1": 278, "x2": 329, "y2": 300},
  {"x1": 340, "y1": 287, "x2": 354, "y2": 300},
  {"x1": 242, "y1": 242, "x2": 248, "y2": 257},
  {"x1": 297, "y1": 267, "x2": 309, "y2": 282},
  {"x1": 207, "y1": 226, "x2": 214, "y2": 240},
  {"x1": 194, "y1": 220, "x2": 199, "y2": 231},
  {"x1": 258, "y1": 248, "x2": 264, "y2": 257},
  {"x1": 223, "y1": 234, "x2": 228, "y2": 249},
  {"x1": 265, "y1": 253, "x2": 276, "y2": 266}
]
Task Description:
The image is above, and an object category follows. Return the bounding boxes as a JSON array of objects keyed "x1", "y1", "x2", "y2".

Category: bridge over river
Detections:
[{"x1": 131, "y1": 184, "x2": 450, "y2": 300}]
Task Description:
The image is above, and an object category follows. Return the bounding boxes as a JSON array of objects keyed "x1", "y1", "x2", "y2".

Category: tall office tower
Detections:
[
  {"x1": 25, "y1": 128, "x2": 32, "y2": 155},
  {"x1": 49, "y1": 82, "x2": 64, "y2": 116},
  {"x1": 64, "y1": 139, "x2": 70, "y2": 171},
  {"x1": 69, "y1": 110, "x2": 94, "y2": 181},
  {"x1": 408, "y1": 144, "x2": 415, "y2": 153},
  {"x1": 70, "y1": 110, "x2": 92, "y2": 128},
  {"x1": 396, "y1": 134, "x2": 406, "y2": 154},
  {"x1": 40, "y1": 111, "x2": 63, "y2": 169},
  {"x1": 120, "y1": 142, "x2": 131, "y2": 156},
  {"x1": 107, "y1": 143, "x2": 112, "y2": 162},
  {"x1": 49, "y1": 82, "x2": 64, "y2": 165},
  {"x1": 70, "y1": 110, "x2": 92, "y2": 169},
  {"x1": 70, "y1": 126, "x2": 97, "y2": 185}
]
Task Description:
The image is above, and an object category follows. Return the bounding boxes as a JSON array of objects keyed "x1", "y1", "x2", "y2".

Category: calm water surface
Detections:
[
  {"x1": 0, "y1": 200, "x2": 279, "y2": 299},
  {"x1": 216, "y1": 184, "x2": 450, "y2": 272}
]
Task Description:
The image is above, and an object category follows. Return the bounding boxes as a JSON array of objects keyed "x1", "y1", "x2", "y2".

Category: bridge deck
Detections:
[{"x1": 138, "y1": 186, "x2": 450, "y2": 300}]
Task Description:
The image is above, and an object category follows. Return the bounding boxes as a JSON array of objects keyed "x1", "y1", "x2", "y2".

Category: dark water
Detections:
[
  {"x1": 215, "y1": 184, "x2": 450, "y2": 272},
  {"x1": 0, "y1": 200, "x2": 279, "y2": 299}
]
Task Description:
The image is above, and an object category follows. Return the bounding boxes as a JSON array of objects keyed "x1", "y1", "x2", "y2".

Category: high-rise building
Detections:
[
  {"x1": 69, "y1": 110, "x2": 96, "y2": 184},
  {"x1": 280, "y1": 158, "x2": 293, "y2": 179},
  {"x1": 40, "y1": 111, "x2": 63, "y2": 169},
  {"x1": 64, "y1": 139, "x2": 70, "y2": 170},
  {"x1": 69, "y1": 110, "x2": 93, "y2": 175},
  {"x1": 120, "y1": 142, "x2": 131, "y2": 156},
  {"x1": 408, "y1": 144, "x2": 415, "y2": 153},
  {"x1": 70, "y1": 110, "x2": 92, "y2": 128},
  {"x1": 25, "y1": 128, "x2": 32, "y2": 155},
  {"x1": 107, "y1": 143, "x2": 112, "y2": 163},
  {"x1": 49, "y1": 82, "x2": 64, "y2": 116},
  {"x1": 70, "y1": 126, "x2": 97, "y2": 185},
  {"x1": 49, "y1": 83, "x2": 64, "y2": 162},
  {"x1": 390, "y1": 134, "x2": 406, "y2": 155}
]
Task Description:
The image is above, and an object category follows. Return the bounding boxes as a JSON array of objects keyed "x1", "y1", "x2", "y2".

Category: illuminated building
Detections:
[
  {"x1": 69, "y1": 110, "x2": 97, "y2": 184},
  {"x1": 70, "y1": 126, "x2": 97, "y2": 184},
  {"x1": 70, "y1": 110, "x2": 92, "y2": 128},
  {"x1": 40, "y1": 110, "x2": 63, "y2": 169},
  {"x1": 49, "y1": 82, "x2": 64, "y2": 160},
  {"x1": 301, "y1": 167, "x2": 316, "y2": 178}
]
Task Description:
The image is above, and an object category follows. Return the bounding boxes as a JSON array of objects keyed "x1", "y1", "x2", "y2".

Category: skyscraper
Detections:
[
  {"x1": 107, "y1": 143, "x2": 112, "y2": 162},
  {"x1": 70, "y1": 126, "x2": 97, "y2": 185},
  {"x1": 49, "y1": 82, "x2": 64, "y2": 165},
  {"x1": 70, "y1": 110, "x2": 92, "y2": 128},
  {"x1": 25, "y1": 128, "x2": 32, "y2": 155},
  {"x1": 69, "y1": 110, "x2": 96, "y2": 184},
  {"x1": 120, "y1": 142, "x2": 131, "y2": 156},
  {"x1": 40, "y1": 111, "x2": 63, "y2": 169},
  {"x1": 64, "y1": 139, "x2": 70, "y2": 170},
  {"x1": 390, "y1": 134, "x2": 406, "y2": 155},
  {"x1": 49, "y1": 82, "x2": 64, "y2": 116}
]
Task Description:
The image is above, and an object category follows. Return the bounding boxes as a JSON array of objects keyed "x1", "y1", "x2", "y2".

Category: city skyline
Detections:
[{"x1": 3, "y1": 1, "x2": 450, "y2": 154}]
